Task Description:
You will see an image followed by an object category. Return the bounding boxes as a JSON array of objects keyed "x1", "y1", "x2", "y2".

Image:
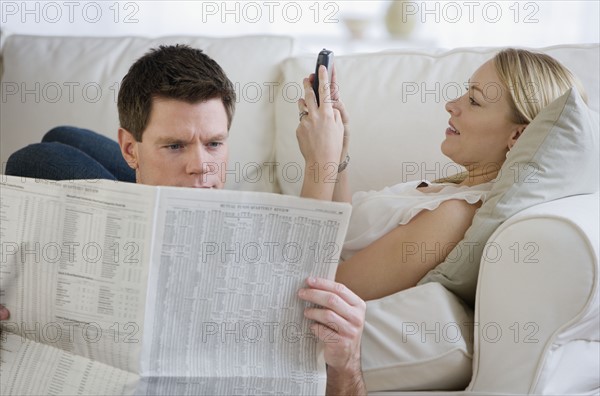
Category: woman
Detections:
[{"x1": 296, "y1": 48, "x2": 586, "y2": 301}]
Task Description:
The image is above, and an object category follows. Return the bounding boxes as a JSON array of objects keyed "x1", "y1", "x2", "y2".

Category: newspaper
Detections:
[{"x1": 0, "y1": 175, "x2": 352, "y2": 395}]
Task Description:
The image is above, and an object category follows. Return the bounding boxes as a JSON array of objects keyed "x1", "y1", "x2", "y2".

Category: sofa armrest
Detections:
[{"x1": 469, "y1": 193, "x2": 600, "y2": 394}]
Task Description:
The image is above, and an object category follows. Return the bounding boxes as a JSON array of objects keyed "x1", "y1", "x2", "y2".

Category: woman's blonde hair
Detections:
[{"x1": 494, "y1": 48, "x2": 587, "y2": 124}]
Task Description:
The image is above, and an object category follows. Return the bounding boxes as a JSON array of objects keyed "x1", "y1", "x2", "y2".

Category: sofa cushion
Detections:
[
  {"x1": 0, "y1": 34, "x2": 294, "y2": 192},
  {"x1": 362, "y1": 282, "x2": 473, "y2": 391},
  {"x1": 418, "y1": 86, "x2": 600, "y2": 306},
  {"x1": 274, "y1": 44, "x2": 599, "y2": 196}
]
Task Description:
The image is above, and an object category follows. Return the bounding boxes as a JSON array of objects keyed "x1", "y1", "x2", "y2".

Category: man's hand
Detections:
[
  {"x1": 298, "y1": 277, "x2": 367, "y2": 396},
  {"x1": 0, "y1": 304, "x2": 9, "y2": 320}
]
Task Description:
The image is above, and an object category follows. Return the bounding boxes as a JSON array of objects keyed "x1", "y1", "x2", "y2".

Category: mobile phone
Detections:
[{"x1": 312, "y1": 49, "x2": 334, "y2": 106}]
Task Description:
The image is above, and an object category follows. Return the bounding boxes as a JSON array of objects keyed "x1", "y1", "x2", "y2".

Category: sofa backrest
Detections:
[{"x1": 2, "y1": 35, "x2": 598, "y2": 195}]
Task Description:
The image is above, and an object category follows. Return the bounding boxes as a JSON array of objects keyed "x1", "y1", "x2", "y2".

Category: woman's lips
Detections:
[{"x1": 446, "y1": 123, "x2": 460, "y2": 136}]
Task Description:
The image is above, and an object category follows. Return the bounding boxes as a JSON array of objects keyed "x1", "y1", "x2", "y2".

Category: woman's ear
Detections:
[
  {"x1": 507, "y1": 124, "x2": 527, "y2": 151},
  {"x1": 118, "y1": 128, "x2": 139, "y2": 170}
]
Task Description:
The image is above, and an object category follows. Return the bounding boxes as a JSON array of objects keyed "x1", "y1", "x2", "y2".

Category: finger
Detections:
[
  {"x1": 310, "y1": 322, "x2": 343, "y2": 344},
  {"x1": 305, "y1": 305, "x2": 362, "y2": 340},
  {"x1": 304, "y1": 305, "x2": 346, "y2": 333},
  {"x1": 331, "y1": 62, "x2": 337, "y2": 86},
  {"x1": 330, "y1": 64, "x2": 340, "y2": 102},
  {"x1": 333, "y1": 108, "x2": 342, "y2": 124},
  {"x1": 332, "y1": 100, "x2": 348, "y2": 124},
  {"x1": 309, "y1": 322, "x2": 343, "y2": 345},
  {"x1": 297, "y1": 98, "x2": 308, "y2": 112},
  {"x1": 318, "y1": 65, "x2": 334, "y2": 110},
  {"x1": 0, "y1": 305, "x2": 9, "y2": 320},
  {"x1": 299, "y1": 288, "x2": 362, "y2": 326},
  {"x1": 306, "y1": 277, "x2": 364, "y2": 307},
  {"x1": 303, "y1": 77, "x2": 319, "y2": 113}
]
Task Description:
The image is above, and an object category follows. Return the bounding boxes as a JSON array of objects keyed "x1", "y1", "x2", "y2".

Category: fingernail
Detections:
[{"x1": 307, "y1": 276, "x2": 316, "y2": 284}]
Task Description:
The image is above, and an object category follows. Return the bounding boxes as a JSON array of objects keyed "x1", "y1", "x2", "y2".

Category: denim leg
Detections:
[
  {"x1": 43, "y1": 126, "x2": 136, "y2": 182},
  {"x1": 5, "y1": 142, "x2": 117, "y2": 181}
]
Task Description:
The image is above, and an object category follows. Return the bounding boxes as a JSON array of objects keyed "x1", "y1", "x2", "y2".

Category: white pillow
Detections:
[{"x1": 419, "y1": 87, "x2": 600, "y2": 306}]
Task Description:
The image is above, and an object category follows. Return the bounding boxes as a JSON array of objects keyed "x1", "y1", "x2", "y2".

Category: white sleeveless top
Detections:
[{"x1": 341, "y1": 180, "x2": 493, "y2": 259}]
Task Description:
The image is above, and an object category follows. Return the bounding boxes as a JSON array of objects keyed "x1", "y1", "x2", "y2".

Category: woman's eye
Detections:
[{"x1": 469, "y1": 97, "x2": 479, "y2": 106}]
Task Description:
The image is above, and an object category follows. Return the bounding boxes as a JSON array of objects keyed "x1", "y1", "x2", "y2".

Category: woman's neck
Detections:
[{"x1": 460, "y1": 167, "x2": 500, "y2": 187}]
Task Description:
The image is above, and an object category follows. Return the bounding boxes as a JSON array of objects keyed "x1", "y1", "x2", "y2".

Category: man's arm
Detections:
[{"x1": 298, "y1": 277, "x2": 367, "y2": 396}]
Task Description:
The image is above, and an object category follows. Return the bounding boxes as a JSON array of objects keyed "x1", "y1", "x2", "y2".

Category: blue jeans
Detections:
[{"x1": 5, "y1": 126, "x2": 136, "y2": 182}]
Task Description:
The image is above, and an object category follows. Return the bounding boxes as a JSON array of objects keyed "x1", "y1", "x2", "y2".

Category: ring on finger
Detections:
[{"x1": 299, "y1": 110, "x2": 309, "y2": 121}]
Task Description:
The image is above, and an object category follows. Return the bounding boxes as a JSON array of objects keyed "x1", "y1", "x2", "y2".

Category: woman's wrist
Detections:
[{"x1": 337, "y1": 154, "x2": 350, "y2": 174}]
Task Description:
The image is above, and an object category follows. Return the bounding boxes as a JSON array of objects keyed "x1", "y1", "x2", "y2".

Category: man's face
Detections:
[{"x1": 119, "y1": 97, "x2": 229, "y2": 188}]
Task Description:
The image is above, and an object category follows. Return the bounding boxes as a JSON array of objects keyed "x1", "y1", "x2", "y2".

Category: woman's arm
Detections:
[
  {"x1": 336, "y1": 199, "x2": 480, "y2": 301},
  {"x1": 329, "y1": 66, "x2": 352, "y2": 204},
  {"x1": 332, "y1": 165, "x2": 351, "y2": 203},
  {"x1": 297, "y1": 65, "x2": 346, "y2": 201}
]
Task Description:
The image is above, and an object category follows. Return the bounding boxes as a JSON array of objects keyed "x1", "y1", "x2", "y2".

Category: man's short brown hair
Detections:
[{"x1": 117, "y1": 44, "x2": 236, "y2": 141}]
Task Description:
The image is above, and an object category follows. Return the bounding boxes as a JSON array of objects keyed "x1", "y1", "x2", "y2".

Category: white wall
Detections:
[{"x1": 1, "y1": 1, "x2": 598, "y2": 53}]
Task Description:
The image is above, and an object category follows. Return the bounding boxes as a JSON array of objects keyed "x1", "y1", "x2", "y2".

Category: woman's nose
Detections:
[{"x1": 445, "y1": 95, "x2": 461, "y2": 115}]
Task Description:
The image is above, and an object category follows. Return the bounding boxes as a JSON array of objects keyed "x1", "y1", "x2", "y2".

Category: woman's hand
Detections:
[
  {"x1": 322, "y1": 64, "x2": 350, "y2": 160},
  {"x1": 298, "y1": 277, "x2": 367, "y2": 395},
  {"x1": 297, "y1": 65, "x2": 348, "y2": 201},
  {"x1": 296, "y1": 65, "x2": 345, "y2": 167}
]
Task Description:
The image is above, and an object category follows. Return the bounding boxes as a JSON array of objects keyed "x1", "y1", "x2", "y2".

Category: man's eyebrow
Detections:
[
  {"x1": 155, "y1": 132, "x2": 229, "y2": 145},
  {"x1": 155, "y1": 136, "x2": 187, "y2": 145},
  {"x1": 209, "y1": 132, "x2": 229, "y2": 141}
]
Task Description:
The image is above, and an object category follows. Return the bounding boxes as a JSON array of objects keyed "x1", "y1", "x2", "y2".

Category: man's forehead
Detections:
[{"x1": 144, "y1": 98, "x2": 229, "y2": 142}]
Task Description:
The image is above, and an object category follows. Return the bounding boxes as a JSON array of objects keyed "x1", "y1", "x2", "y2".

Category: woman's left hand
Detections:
[
  {"x1": 321, "y1": 64, "x2": 350, "y2": 160},
  {"x1": 296, "y1": 65, "x2": 345, "y2": 167}
]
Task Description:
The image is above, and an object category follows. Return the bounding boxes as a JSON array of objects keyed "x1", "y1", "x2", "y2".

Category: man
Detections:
[{"x1": 1, "y1": 44, "x2": 366, "y2": 395}]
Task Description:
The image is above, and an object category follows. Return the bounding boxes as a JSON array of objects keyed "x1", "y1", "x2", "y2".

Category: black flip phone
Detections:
[{"x1": 312, "y1": 49, "x2": 334, "y2": 106}]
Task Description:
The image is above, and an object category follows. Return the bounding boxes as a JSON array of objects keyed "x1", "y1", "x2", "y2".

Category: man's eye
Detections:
[
  {"x1": 208, "y1": 142, "x2": 223, "y2": 148},
  {"x1": 167, "y1": 144, "x2": 184, "y2": 150}
]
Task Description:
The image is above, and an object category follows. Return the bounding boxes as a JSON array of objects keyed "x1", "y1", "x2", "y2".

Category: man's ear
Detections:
[
  {"x1": 118, "y1": 128, "x2": 138, "y2": 170},
  {"x1": 507, "y1": 124, "x2": 527, "y2": 151}
]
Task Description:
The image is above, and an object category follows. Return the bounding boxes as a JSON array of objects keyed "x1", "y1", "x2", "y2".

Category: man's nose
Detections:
[{"x1": 186, "y1": 145, "x2": 206, "y2": 175}]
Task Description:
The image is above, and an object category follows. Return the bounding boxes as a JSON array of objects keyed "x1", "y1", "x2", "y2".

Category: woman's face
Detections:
[{"x1": 442, "y1": 60, "x2": 526, "y2": 173}]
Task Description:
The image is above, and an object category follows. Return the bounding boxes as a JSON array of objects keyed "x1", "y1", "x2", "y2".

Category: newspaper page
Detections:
[
  {"x1": 1, "y1": 176, "x2": 352, "y2": 396},
  {"x1": 1, "y1": 176, "x2": 157, "y2": 395},
  {"x1": 137, "y1": 186, "x2": 351, "y2": 396}
]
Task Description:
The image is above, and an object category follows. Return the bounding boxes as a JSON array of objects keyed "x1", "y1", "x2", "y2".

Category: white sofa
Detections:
[{"x1": 1, "y1": 34, "x2": 598, "y2": 395}]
